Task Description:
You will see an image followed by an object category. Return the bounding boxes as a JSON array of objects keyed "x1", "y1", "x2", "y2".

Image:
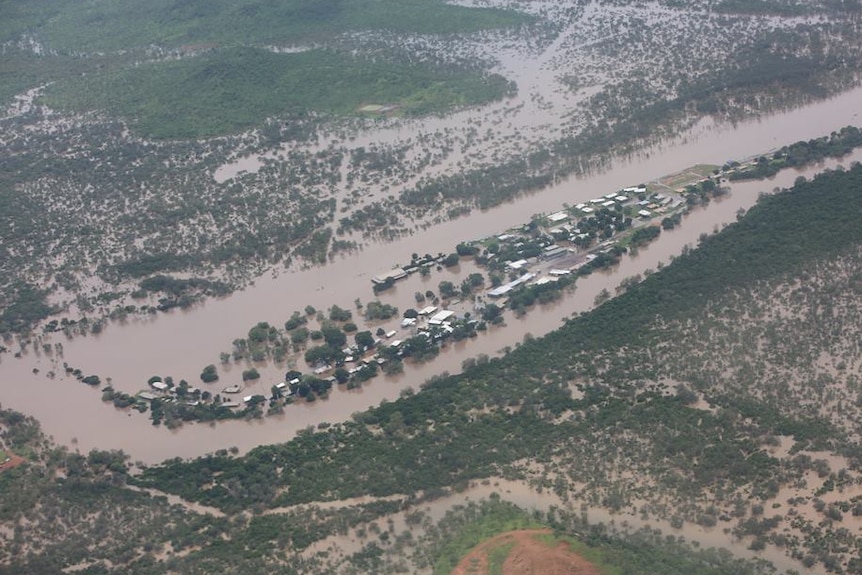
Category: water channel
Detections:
[{"x1": 1, "y1": 88, "x2": 862, "y2": 465}]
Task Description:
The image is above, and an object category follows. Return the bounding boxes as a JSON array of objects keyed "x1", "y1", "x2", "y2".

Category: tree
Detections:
[
  {"x1": 334, "y1": 367, "x2": 350, "y2": 384},
  {"x1": 355, "y1": 330, "x2": 375, "y2": 350},
  {"x1": 364, "y1": 300, "x2": 398, "y2": 320},
  {"x1": 403, "y1": 308, "x2": 419, "y2": 319},
  {"x1": 442, "y1": 253, "x2": 460, "y2": 267},
  {"x1": 200, "y1": 364, "x2": 219, "y2": 383},
  {"x1": 481, "y1": 304, "x2": 502, "y2": 322},
  {"x1": 329, "y1": 305, "x2": 352, "y2": 322},
  {"x1": 321, "y1": 324, "x2": 347, "y2": 348},
  {"x1": 242, "y1": 368, "x2": 260, "y2": 381},
  {"x1": 248, "y1": 322, "x2": 272, "y2": 343},
  {"x1": 285, "y1": 312, "x2": 306, "y2": 331},
  {"x1": 456, "y1": 243, "x2": 478, "y2": 256},
  {"x1": 290, "y1": 327, "x2": 309, "y2": 344},
  {"x1": 438, "y1": 281, "x2": 456, "y2": 299}
]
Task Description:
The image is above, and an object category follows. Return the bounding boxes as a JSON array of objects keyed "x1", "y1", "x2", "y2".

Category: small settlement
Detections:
[
  {"x1": 130, "y1": 170, "x2": 718, "y2": 421},
  {"x1": 371, "y1": 180, "x2": 688, "y2": 304}
]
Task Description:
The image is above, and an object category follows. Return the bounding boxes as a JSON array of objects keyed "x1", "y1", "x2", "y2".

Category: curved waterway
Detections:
[{"x1": 2, "y1": 91, "x2": 862, "y2": 464}]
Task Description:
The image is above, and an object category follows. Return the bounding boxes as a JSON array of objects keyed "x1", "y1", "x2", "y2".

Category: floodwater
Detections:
[
  {"x1": 2, "y1": 90, "x2": 862, "y2": 464},
  {"x1": 411, "y1": 478, "x2": 825, "y2": 575}
]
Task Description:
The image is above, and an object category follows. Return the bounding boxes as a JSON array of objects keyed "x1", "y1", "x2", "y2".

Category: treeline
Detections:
[
  {"x1": 563, "y1": 162, "x2": 862, "y2": 353},
  {"x1": 729, "y1": 126, "x2": 862, "y2": 181},
  {"x1": 0, "y1": 282, "x2": 54, "y2": 334}
]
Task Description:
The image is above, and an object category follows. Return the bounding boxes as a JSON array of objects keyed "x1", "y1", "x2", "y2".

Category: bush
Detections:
[{"x1": 200, "y1": 364, "x2": 219, "y2": 383}]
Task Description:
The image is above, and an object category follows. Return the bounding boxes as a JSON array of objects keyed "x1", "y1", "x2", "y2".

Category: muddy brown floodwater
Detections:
[
  {"x1": 418, "y1": 478, "x2": 827, "y2": 575},
  {"x1": 1, "y1": 90, "x2": 862, "y2": 464}
]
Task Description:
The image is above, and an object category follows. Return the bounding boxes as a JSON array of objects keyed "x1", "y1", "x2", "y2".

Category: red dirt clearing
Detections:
[
  {"x1": 0, "y1": 452, "x2": 25, "y2": 473},
  {"x1": 451, "y1": 529, "x2": 603, "y2": 575}
]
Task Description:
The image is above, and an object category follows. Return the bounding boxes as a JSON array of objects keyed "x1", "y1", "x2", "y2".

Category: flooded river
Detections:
[{"x1": 2, "y1": 90, "x2": 862, "y2": 464}]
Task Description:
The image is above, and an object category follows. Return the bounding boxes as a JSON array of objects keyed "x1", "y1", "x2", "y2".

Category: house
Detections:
[
  {"x1": 150, "y1": 381, "x2": 169, "y2": 392},
  {"x1": 488, "y1": 273, "x2": 536, "y2": 298},
  {"x1": 547, "y1": 211, "x2": 569, "y2": 223},
  {"x1": 371, "y1": 268, "x2": 407, "y2": 286},
  {"x1": 418, "y1": 305, "x2": 438, "y2": 316},
  {"x1": 428, "y1": 310, "x2": 456, "y2": 323},
  {"x1": 638, "y1": 209, "x2": 652, "y2": 217},
  {"x1": 543, "y1": 245, "x2": 567, "y2": 259}
]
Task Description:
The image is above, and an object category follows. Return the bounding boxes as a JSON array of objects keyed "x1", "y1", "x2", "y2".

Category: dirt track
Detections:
[{"x1": 450, "y1": 529, "x2": 603, "y2": 575}]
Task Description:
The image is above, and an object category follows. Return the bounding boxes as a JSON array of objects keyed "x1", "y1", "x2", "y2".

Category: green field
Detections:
[
  {"x1": 3, "y1": 0, "x2": 527, "y2": 51},
  {"x1": 42, "y1": 47, "x2": 513, "y2": 139}
]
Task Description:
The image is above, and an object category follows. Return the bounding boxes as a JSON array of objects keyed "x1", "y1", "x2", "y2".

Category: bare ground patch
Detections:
[{"x1": 451, "y1": 529, "x2": 603, "y2": 575}]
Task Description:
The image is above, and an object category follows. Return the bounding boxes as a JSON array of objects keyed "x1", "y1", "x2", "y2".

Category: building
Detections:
[
  {"x1": 488, "y1": 273, "x2": 536, "y2": 298},
  {"x1": 542, "y1": 245, "x2": 567, "y2": 259},
  {"x1": 428, "y1": 310, "x2": 456, "y2": 324},
  {"x1": 371, "y1": 268, "x2": 407, "y2": 286}
]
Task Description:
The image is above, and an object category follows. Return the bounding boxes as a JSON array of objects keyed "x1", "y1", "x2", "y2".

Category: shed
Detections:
[{"x1": 429, "y1": 310, "x2": 455, "y2": 323}]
